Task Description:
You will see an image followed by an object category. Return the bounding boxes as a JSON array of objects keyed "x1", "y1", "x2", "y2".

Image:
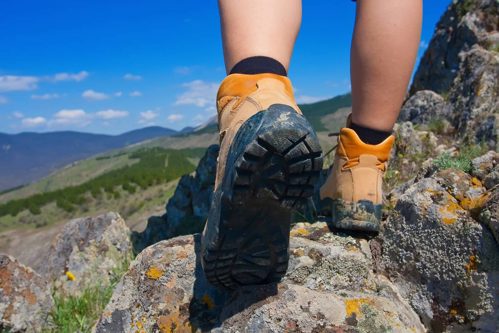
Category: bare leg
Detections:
[
  {"x1": 351, "y1": 0, "x2": 422, "y2": 132},
  {"x1": 218, "y1": 0, "x2": 302, "y2": 73}
]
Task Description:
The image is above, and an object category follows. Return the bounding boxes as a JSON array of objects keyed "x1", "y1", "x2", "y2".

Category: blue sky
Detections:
[{"x1": 0, "y1": 1, "x2": 450, "y2": 134}]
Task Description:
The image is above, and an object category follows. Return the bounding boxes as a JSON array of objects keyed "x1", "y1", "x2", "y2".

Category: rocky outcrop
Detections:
[
  {"x1": 0, "y1": 254, "x2": 53, "y2": 332},
  {"x1": 133, "y1": 145, "x2": 219, "y2": 251},
  {"x1": 95, "y1": 223, "x2": 425, "y2": 332},
  {"x1": 41, "y1": 212, "x2": 133, "y2": 296},
  {"x1": 165, "y1": 144, "x2": 219, "y2": 235},
  {"x1": 378, "y1": 152, "x2": 499, "y2": 332},
  {"x1": 411, "y1": 0, "x2": 498, "y2": 94},
  {"x1": 407, "y1": 0, "x2": 498, "y2": 148},
  {"x1": 399, "y1": 90, "x2": 448, "y2": 127}
]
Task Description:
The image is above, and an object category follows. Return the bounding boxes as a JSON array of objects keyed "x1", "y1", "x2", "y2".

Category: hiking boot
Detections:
[
  {"x1": 201, "y1": 73, "x2": 323, "y2": 289},
  {"x1": 320, "y1": 117, "x2": 394, "y2": 234}
]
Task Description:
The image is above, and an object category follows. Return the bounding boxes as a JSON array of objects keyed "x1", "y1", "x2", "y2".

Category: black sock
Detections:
[
  {"x1": 229, "y1": 56, "x2": 287, "y2": 76},
  {"x1": 349, "y1": 122, "x2": 392, "y2": 145}
]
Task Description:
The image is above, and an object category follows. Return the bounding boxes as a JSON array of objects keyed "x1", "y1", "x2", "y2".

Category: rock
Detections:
[
  {"x1": 378, "y1": 171, "x2": 499, "y2": 332},
  {"x1": 95, "y1": 223, "x2": 425, "y2": 332},
  {"x1": 471, "y1": 150, "x2": 499, "y2": 186},
  {"x1": 399, "y1": 90, "x2": 449, "y2": 129},
  {"x1": 41, "y1": 212, "x2": 133, "y2": 296},
  {"x1": 0, "y1": 254, "x2": 53, "y2": 332},
  {"x1": 165, "y1": 144, "x2": 219, "y2": 235},
  {"x1": 448, "y1": 46, "x2": 499, "y2": 147},
  {"x1": 480, "y1": 186, "x2": 499, "y2": 244},
  {"x1": 411, "y1": 0, "x2": 499, "y2": 94},
  {"x1": 133, "y1": 145, "x2": 219, "y2": 251}
]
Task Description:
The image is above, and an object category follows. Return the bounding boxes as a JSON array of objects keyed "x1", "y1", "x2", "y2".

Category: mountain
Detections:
[{"x1": 0, "y1": 126, "x2": 177, "y2": 191}]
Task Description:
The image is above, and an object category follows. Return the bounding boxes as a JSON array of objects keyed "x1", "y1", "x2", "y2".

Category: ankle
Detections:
[{"x1": 348, "y1": 121, "x2": 392, "y2": 145}]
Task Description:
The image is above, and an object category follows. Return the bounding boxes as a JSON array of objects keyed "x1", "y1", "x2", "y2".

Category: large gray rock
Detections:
[
  {"x1": 449, "y1": 46, "x2": 499, "y2": 147},
  {"x1": 0, "y1": 254, "x2": 53, "y2": 332},
  {"x1": 377, "y1": 167, "x2": 499, "y2": 332},
  {"x1": 399, "y1": 90, "x2": 448, "y2": 126},
  {"x1": 133, "y1": 145, "x2": 219, "y2": 252},
  {"x1": 95, "y1": 223, "x2": 425, "y2": 332},
  {"x1": 411, "y1": 0, "x2": 498, "y2": 94},
  {"x1": 42, "y1": 212, "x2": 133, "y2": 296},
  {"x1": 165, "y1": 144, "x2": 219, "y2": 235}
]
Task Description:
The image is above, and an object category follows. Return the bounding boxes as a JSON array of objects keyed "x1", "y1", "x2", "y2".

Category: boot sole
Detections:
[{"x1": 201, "y1": 104, "x2": 323, "y2": 289}]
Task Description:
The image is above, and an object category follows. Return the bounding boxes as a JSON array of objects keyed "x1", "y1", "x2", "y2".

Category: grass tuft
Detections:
[
  {"x1": 45, "y1": 258, "x2": 130, "y2": 333},
  {"x1": 434, "y1": 144, "x2": 487, "y2": 173}
]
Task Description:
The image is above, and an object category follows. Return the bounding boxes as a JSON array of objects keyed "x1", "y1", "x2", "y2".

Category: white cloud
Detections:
[
  {"x1": 52, "y1": 71, "x2": 89, "y2": 82},
  {"x1": 22, "y1": 116, "x2": 47, "y2": 128},
  {"x1": 96, "y1": 109, "x2": 129, "y2": 120},
  {"x1": 51, "y1": 109, "x2": 90, "y2": 126},
  {"x1": 12, "y1": 112, "x2": 24, "y2": 119},
  {"x1": 0, "y1": 75, "x2": 39, "y2": 92},
  {"x1": 139, "y1": 110, "x2": 159, "y2": 124},
  {"x1": 174, "y1": 80, "x2": 218, "y2": 108},
  {"x1": 174, "y1": 66, "x2": 192, "y2": 75},
  {"x1": 114, "y1": 91, "x2": 123, "y2": 97},
  {"x1": 204, "y1": 105, "x2": 217, "y2": 115},
  {"x1": 123, "y1": 73, "x2": 142, "y2": 81},
  {"x1": 130, "y1": 90, "x2": 142, "y2": 97},
  {"x1": 295, "y1": 95, "x2": 328, "y2": 104},
  {"x1": 0, "y1": 96, "x2": 7, "y2": 104},
  {"x1": 167, "y1": 114, "x2": 183, "y2": 122},
  {"x1": 31, "y1": 93, "x2": 60, "y2": 100},
  {"x1": 82, "y1": 89, "x2": 109, "y2": 101}
]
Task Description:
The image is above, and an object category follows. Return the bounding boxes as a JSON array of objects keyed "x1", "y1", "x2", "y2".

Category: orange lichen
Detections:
[
  {"x1": 460, "y1": 193, "x2": 490, "y2": 211},
  {"x1": 157, "y1": 310, "x2": 191, "y2": 333},
  {"x1": 201, "y1": 294, "x2": 215, "y2": 310},
  {"x1": 470, "y1": 177, "x2": 482, "y2": 187},
  {"x1": 449, "y1": 308, "x2": 458, "y2": 317},
  {"x1": 290, "y1": 227, "x2": 310, "y2": 237},
  {"x1": 439, "y1": 199, "x2": 463, "y2": 225},
  {"x1": 464, "y1": 255, "x2": 478, "y2": 273},
  {"x1": 345, "y1": 298, "x2": 372, "y2": 317},
  {"x1": 146, "y1": 266, "x2": 163, "y2": 280}
]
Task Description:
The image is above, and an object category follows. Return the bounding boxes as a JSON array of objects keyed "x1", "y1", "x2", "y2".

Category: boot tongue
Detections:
[{"x1": 358, "y1": 154, "x2": 379, "y2": 167}]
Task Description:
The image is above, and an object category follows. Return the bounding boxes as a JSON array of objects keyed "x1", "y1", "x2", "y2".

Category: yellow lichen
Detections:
[
  {"x1": 157, "y1": 310, "x2": 191, "y2": 333},
  {"x1": 65, "y1": 271, "x2": 76, "y2": 281},
  {"x1": 449, "y1": 308, "x2": 458, "y2": 317},
  {"x1": 145, "y1": 266, "x2": 163, "y2": 280},
  {"x1": 460, "y1": 193, "x2": 490, "y2": 210},
  {"x1": 470, "y1": 177, "x2": 482, "y2": 187},
  {"x1": 345, "y1": 298, "x2": 372, "y2": 317},
  {"x1": 201, "y1": 294, "x2": 215, "y2": 310},
  {"x1": 290, "y1": 227, "x2": 310, "y2": 237},
  {"x1": 464, "y1": 255, "x2": 478, "y2": 273},
  {"x1": 439, "y1": 198, "x2": 463, "y2": 225}
]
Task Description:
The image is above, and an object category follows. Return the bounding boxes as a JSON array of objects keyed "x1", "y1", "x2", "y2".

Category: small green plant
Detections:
[
  {"x1": 427, "y1": 118, "x2": 446, "y2": 135},
  {"x1": 47, "y1": 258, "x2": 131, "y2": 333},
  {"x1": 434, "y1": 144, "x2": 487, "y2": 173}
]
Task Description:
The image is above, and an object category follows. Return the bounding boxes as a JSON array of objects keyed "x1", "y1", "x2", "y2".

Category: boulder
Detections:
[
  {"x1": 411, "y1": 0, "x2": 498, "y2": 94},
  {"x1": 95, "y1": 223, "x2": 425, "y2": 332},
  {"x1": 399, "y1": 90, "x2": 448, "y2": 128},
  {"x1": 41, "y1": 212, "x2": 133, "y2": 296},
  {"x1": 448, "y1": 46, "x2": 499, "y2": 147},
  {"x1": 133, "y1": 145, "x2": 219, "y2": 251},
  {"x1": 377, "y1": 168, "x2": 499, "y2": 332},
  {"x1": 0, "y1": 254, "x2": 53, "y2": 332},
  {"x1": 165, "y1": 144, "x2": 219, "y2": 235}
]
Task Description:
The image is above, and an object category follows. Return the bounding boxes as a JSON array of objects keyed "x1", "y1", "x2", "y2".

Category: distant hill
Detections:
[{"x1": 0, "y1": 126, "x2": 177, "y2": 191}]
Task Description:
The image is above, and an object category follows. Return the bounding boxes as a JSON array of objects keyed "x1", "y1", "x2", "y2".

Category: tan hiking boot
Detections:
[
  {"x1": 320, "y1": 118, "x2": 394, "y2": 233},
  {"x1": 201, "y1": 73, "x2": 323, "y2": 289}
]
